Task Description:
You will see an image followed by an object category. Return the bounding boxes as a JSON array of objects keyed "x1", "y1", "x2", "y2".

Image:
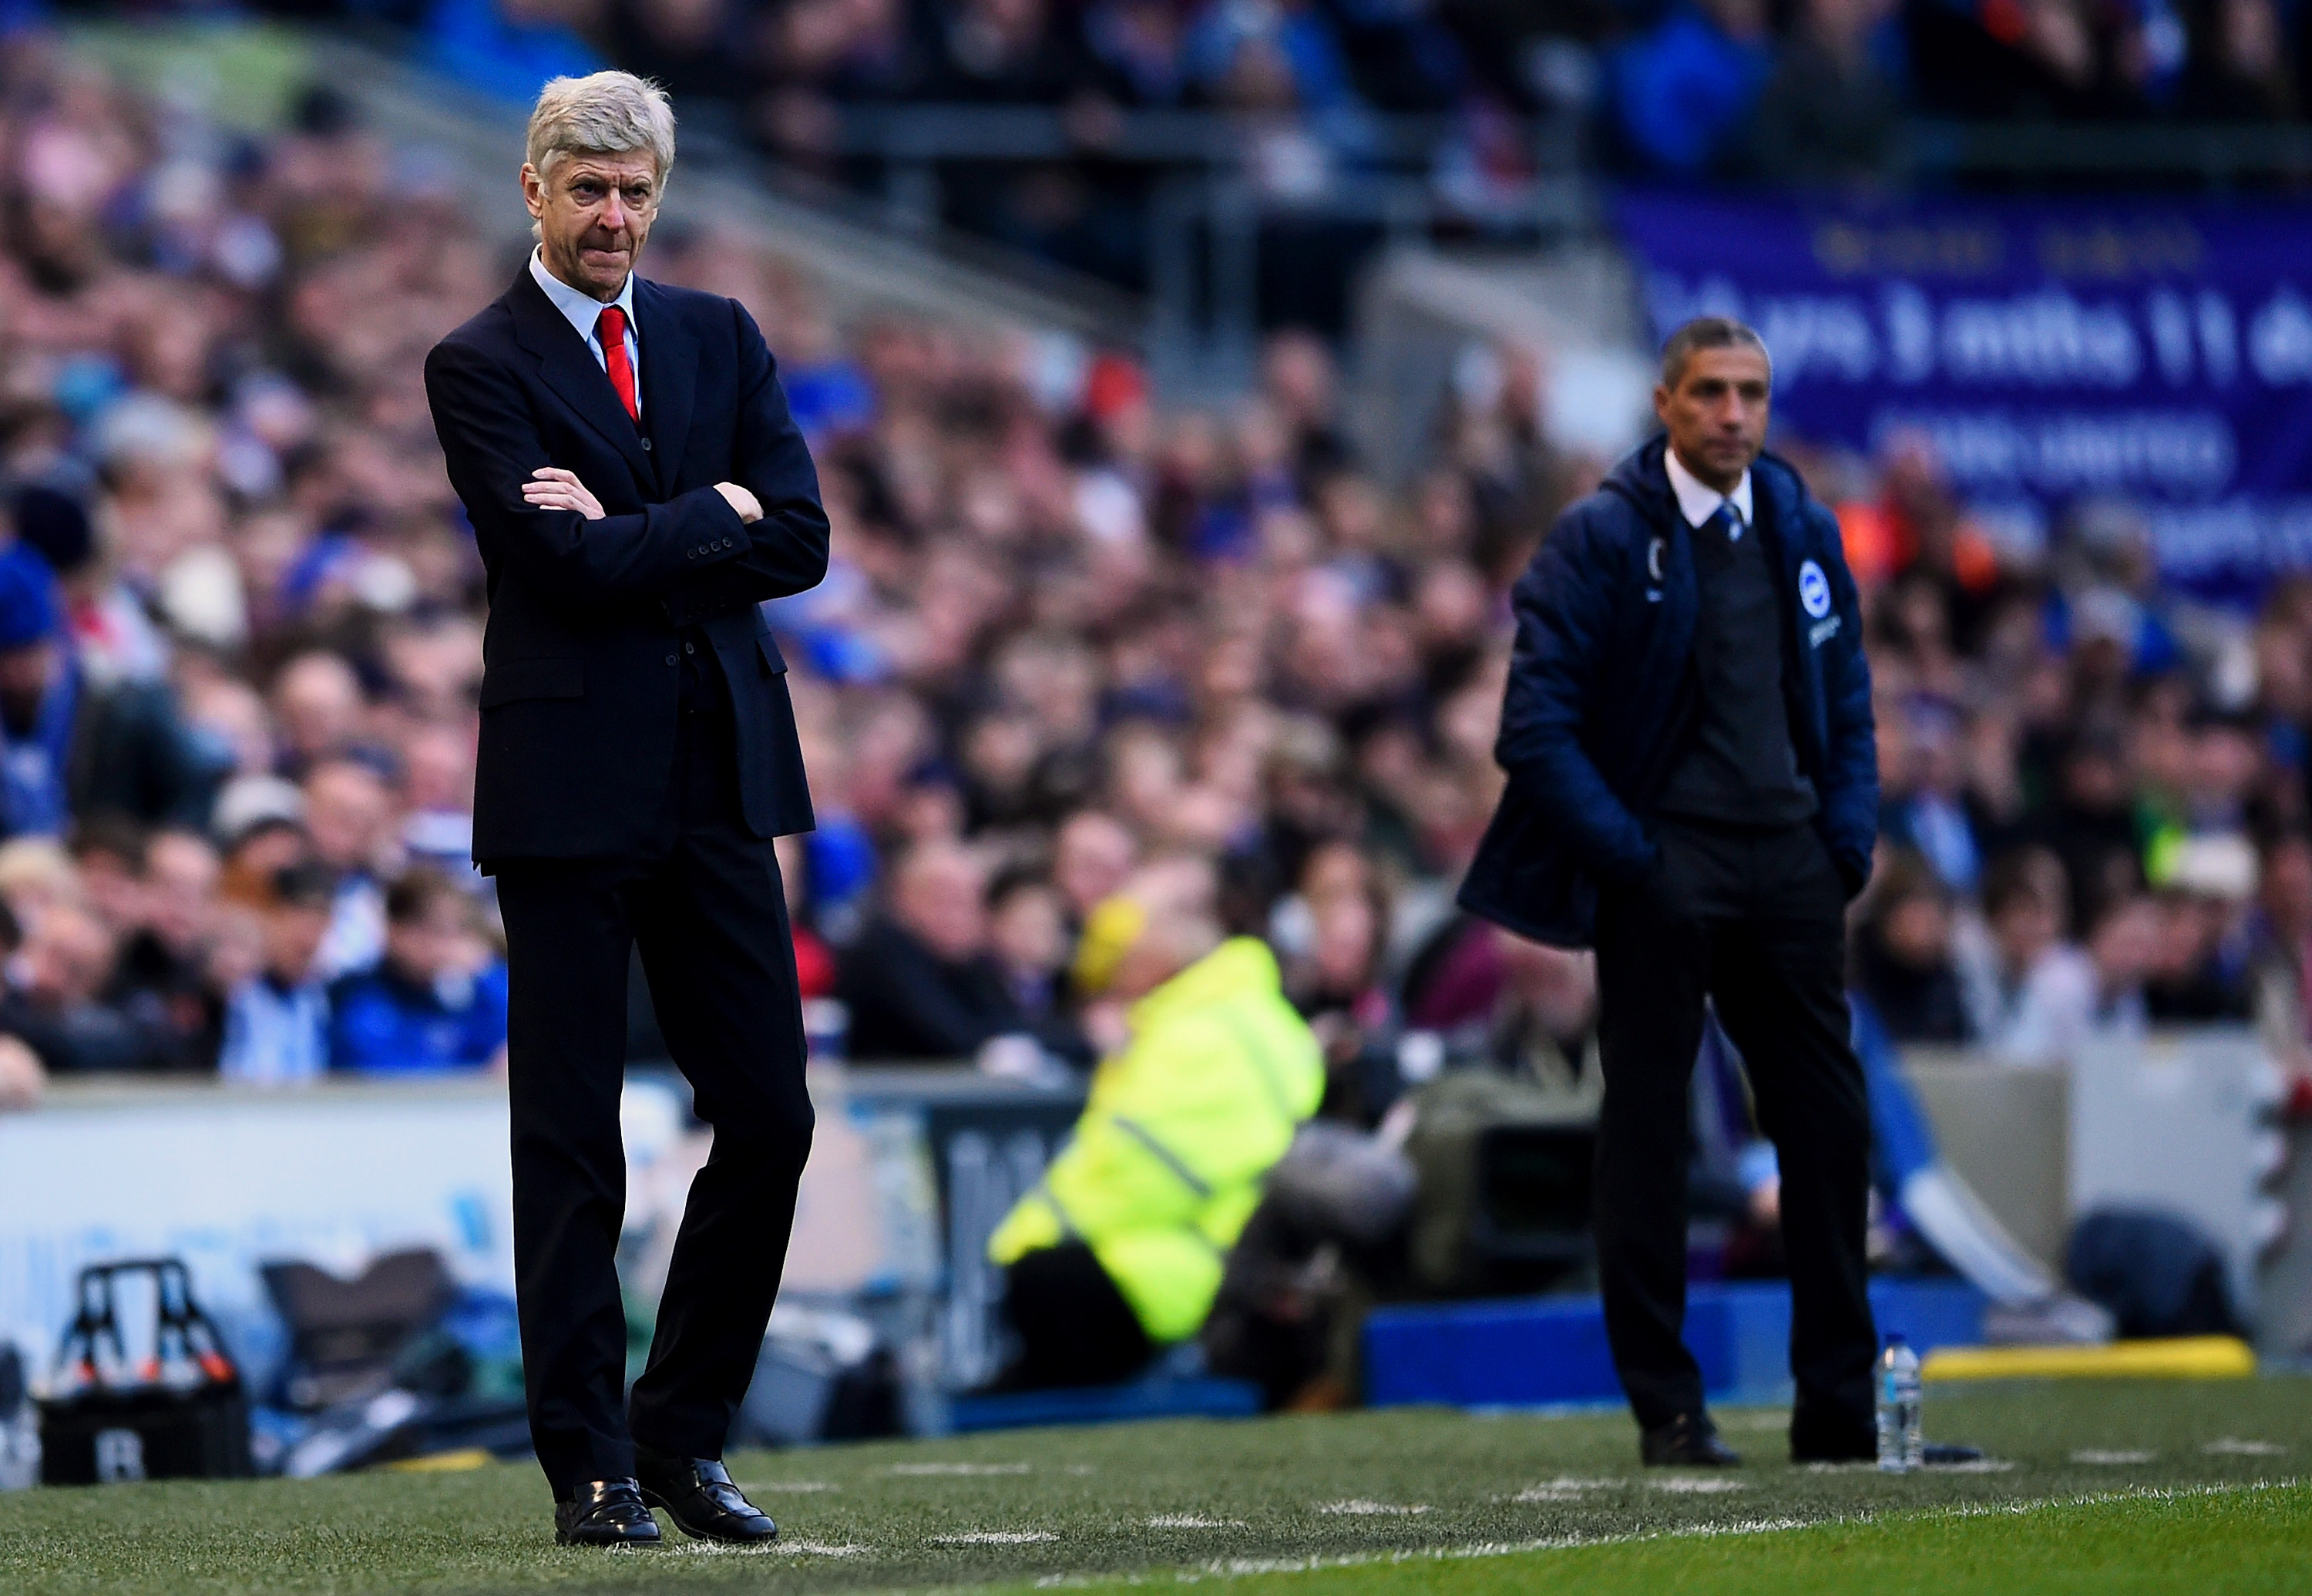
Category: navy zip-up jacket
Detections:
[{"x1": 1456, "y1": 435, "x2": 1877, "y2": 949}]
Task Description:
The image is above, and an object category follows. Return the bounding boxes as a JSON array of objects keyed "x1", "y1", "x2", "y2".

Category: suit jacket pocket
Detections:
[{"x1": 479, "y1": 657, "x2": 585, "y2": 707}]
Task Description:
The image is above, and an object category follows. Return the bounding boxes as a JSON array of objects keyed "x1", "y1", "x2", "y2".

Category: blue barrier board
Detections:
[{"x1": 1365, "y1": 1278, "x2": 1986, "y2": 1410}]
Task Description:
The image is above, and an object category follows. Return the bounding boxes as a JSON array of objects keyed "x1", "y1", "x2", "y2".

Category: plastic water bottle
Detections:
[{"x1": 1876, "y1": 1334, "x2": 1922, "y2": 1473}]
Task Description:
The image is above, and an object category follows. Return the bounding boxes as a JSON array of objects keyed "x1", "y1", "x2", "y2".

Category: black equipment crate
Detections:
[{"x1": 38, "y1": 1258, "x2": 254, "y2": 1484}]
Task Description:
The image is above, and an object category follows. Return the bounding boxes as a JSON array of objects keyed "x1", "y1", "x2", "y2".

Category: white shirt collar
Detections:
[
  {"x1": 528, "y1": 247, "x2": 637, "y2": 349},
  {"x1": 1664, "y1": 445, "x2": 1753, "y2": 536}
]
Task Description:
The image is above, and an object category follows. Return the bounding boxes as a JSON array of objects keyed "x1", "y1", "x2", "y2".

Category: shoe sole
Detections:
[{"x1": 637, "y1": 1485, "x2": 778, "y2": 1546}]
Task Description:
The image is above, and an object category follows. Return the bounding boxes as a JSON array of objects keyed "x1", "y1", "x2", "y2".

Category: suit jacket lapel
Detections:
[
  {"x1": 505, "y1": 268, "x2": 653, "y2": 492},
  {"x1": 634, "y1": 279, "x2": 696, "y2": 499}
]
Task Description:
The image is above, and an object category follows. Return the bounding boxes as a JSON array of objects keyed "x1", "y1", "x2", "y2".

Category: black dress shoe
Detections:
[
  {"x1": 634, "y1": 1446, "x2": 779, "y2": 1544},
  {"x1": 1641, "y1": 1413, "x2": 1742, "y2": 1467},
  {"x1": 554, "y1": 1479, "x2": 662, "y2": 1547}
]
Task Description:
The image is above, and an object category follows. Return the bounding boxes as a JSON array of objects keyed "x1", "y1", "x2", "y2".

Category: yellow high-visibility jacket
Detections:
[{"x1": 987, "y1": 937, "x2": 1325, "y2": 1344}]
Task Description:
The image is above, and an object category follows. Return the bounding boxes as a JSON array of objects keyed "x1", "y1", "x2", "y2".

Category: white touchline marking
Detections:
[
  {"x1": 1648, "y1": 1476, "x2": 1745, "y2": 1493},
  {"x1": 1511, "y1": 1477, "x2": 1623, "y2": 1502},
  {"x1": 689, "y1": 1539, "x2": 869, "y2": 1557},
  {"x1": 1717, "y1": 1413, "x2": 1793, "y2": 1433},
  {"x1": 2203, "y1": 1438, "x2": 2286, "y2": 1456},
  {"x1": 1316, "y1": 1500, "x2": 1432, "y2": 1516},
  {"x1": 677, "y1": 1540, "x2": 869, "y2": 1557},
  {"x1": 1153, "y1": 1480, "x2": 2299, "y2": 1585},
  {"x1": 894, "y1": 1462, "x2": 1035, "y2": 1475},
  {"x1": 735, "y1": 1480, "x2": 837, "y2": 1492},
  {"x1": 1931, "y1": 1460, "x2": 2017, "y2": 1473},
  {"x1": 1148, "y1": 1514, "x2": 1245, "y2": 1528},
  {"x1": 2070, "y1": 1450, "x2": 2156, "y2": 1466},
  {"x1": 932, "y1": 1530, "x2": 1059, "y2": 1544}
]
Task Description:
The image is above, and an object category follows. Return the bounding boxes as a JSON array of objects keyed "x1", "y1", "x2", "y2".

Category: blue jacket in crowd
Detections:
[
  {"x1": 1457, "y1": 435, "x2": 1877, "y2": 949},
  {"x1": 328, "y1": 963, "x2": 509, "y2": 1075}
]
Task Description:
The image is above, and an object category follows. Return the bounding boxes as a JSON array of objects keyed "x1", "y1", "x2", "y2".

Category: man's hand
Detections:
[
  {"x1": 714, "y1": 482, "x2": 763, "y2": 523},
  {"x1": 523, "y1": 467, "x2": 605, "y2": 519}
]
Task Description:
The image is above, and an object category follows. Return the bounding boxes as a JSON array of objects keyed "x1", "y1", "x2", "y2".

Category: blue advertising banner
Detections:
[{"x1": 1617, "y1": 193, "x2": 2312, "y2": 597}]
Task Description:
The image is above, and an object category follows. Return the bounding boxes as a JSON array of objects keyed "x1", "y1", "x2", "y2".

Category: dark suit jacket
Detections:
[{"x1": 425, "y1": 267, "x2": 829, "y2": 861}]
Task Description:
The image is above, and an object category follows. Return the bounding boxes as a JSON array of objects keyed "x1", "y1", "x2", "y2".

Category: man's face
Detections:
[
  {"x1": 522, "y1": 150, "x2": 660, "y2": 301},
  {"x1": 1655, "y1": 344, "x2": 1773, "y2": 492},
  {"x1": 386, "y1": 897, "x2": 476, "y2": 985},
  {"x1": 263, "y1": 903, "x2": 331, "y2": 984}
]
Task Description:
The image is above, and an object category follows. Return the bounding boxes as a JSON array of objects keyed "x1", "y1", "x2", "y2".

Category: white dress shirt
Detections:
[
  {"x1": 1665, "y1": 446, "x2": 1752, "y2": 537},
  {"x1": 529, "y1": 247, "x2": 641, "y2": 418}
]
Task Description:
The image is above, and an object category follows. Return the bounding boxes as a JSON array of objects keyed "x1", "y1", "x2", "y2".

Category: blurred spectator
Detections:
[
  {"x1": 0, "y1": 896, "x2": 170, "y2": 1073},
  {"x1": 986, "y1": 858, "x2": 1324, "y2": 1387},
  {"x1": 1853, "y1": 850, "x2": 1972, "y2": 1043},
  {"x1": 217, "y1": 863, "x2": 336, "y2": 1086},
  {"x1": 2251, "y1": 830, "x2": 2312, "y2": 1074},
  {"x1": 304, "y1": 758, "x2": 395, "y2": 981},
  {"x1": 2142, "y1": 835, "x2": 2257, "y2": 1023},
  {"x1": 2177, "y1": 0, "x2": 2295, "y2": 118},
  {"x1": 1610, "y1": 0, "x2": 1773, "y2": 175},
  {"x1": 838, "y1": 842, "x2": 1033, "y2": 1062},
  {"x1": 1053, "y1": 808, "x2": 1139, "y2": 925},
  {"x1": 2023, "y1": 729, "x2": 2145, "y2": 936},
  {"x1": 1746, "y1": 0, "x2": 1903, "y2": 183},
  {"x1": 985, "y1": 863, "x2": 1093, "y2": 1065},
  {"x1": 106, "y1": 826, "x2": 226, "y2": 1071},
  {"x1": 1989, "y1": 882, "x2": 2159, "y2": 1065},
  {"x1": 1879, "y1": 697, "x2": 1984, "y2": 896},
  {"x1": 328, "y1": 868, "x2": 509, "y2": 1074},
  {"x1": 0, "y1": 543, "x2": 220, "y2": 841}
]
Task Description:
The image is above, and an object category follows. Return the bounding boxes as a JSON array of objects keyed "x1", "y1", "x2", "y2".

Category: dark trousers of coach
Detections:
[
  {"x1": 1457, "y1": 439, "x2": 1882, "y2": 1449},
  {"x1": 1597, "y1": 496, "x2": 1873, "y2": 1441},
  {"x1": 495, "y1": 647, "x2": 813, "y2": 1492}
]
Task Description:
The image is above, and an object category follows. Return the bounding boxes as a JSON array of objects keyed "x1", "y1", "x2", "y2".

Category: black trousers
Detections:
[
  {"x1": 492, "y1": 658, "x2": 812, "y2": 1497},
  {"x1": 998, "y1": 1242, "x2": 1154, "y2": 1390},
  {"x1": 1591, "y1": 817, "x2": 1876, "y2": 1445}
]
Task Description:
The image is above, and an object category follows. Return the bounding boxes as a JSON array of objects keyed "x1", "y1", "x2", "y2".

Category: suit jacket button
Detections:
[
  {"x1": 640, "y1": 437, "x2": 653, "y2": 451},
  {"x1": 665, "y1": 654, "x2": 677, "y2": 667}
]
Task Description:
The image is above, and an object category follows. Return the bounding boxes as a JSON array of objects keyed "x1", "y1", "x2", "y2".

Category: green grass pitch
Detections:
[{"x1": 0, "y1": 1378, "x2": 2305, "y2": 1594}]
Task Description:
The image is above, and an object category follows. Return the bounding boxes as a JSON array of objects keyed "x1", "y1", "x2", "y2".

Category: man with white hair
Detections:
[{"x1": 425, "y1": 72, "x2": 827, "y2": 1548}]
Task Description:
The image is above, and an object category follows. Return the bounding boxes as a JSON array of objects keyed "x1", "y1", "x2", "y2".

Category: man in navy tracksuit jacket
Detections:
[{"x1": 1459, "y1": 318, "x2": 1881, "y2": 1466}]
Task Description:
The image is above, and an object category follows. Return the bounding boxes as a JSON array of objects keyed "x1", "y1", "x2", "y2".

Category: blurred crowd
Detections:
[
  {"x1": 2, "y1": 32, "x2": 2310, "y2": 1124},
  {"x1": 328, "y1": 0, "x2": 2312, "y2": 284},
  {"x1": 13, "y1": 0, "x2": 2282, "y2": 291}
]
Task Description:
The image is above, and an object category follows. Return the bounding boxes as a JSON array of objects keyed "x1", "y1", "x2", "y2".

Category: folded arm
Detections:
[
  {"x1": 659, "y1": 299, "x2": 832, "y2": 627},
  {"x1": 425, "y1": 338, "x2": 750, "y2": 605}
]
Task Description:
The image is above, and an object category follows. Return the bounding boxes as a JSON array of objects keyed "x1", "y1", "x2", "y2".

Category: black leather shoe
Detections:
[
  {"x1": 634, "y1": 1446, "x2": 779, "y2": 1544},
  {"x1": 1641, "y1": 1413, "x2": 1742, "y2": 1467},
  {"x1": 1923, "y1": 1441, "x2": 1985, "y2": 1466},
  {"x1": 554, "y1": 1479, "x2": 662, "y2": 1547}
]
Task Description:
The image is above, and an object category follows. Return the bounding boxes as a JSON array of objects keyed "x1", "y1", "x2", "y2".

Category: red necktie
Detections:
[{"x1": 596, "y1": 304, "x2": 637, "y2": 422}]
